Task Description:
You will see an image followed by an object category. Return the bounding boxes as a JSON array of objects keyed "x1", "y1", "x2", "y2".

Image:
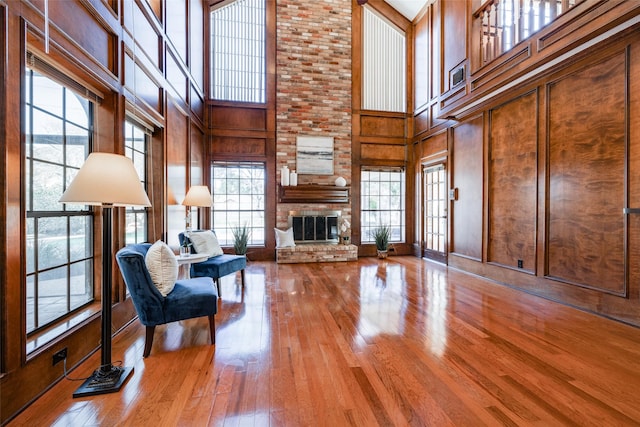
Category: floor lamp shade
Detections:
[
  {"x1": 59, "y1": 152, "x2": 150, "y2": 397},
  {"x1": 60, "y1": 152, "x2": 151, "y2": 207}
]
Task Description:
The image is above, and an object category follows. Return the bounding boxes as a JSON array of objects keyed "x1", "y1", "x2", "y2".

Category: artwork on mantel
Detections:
[{"x1": 296, "y1": 135, "x2": 334, "y2": 175}]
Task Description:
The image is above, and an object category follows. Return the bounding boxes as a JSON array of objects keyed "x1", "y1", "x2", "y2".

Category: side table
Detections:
[{"x1": 175, "y1": 253, "x2": 209, "y2": 279}]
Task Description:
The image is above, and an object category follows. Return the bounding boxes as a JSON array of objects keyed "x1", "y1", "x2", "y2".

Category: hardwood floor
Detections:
[{"x1": 9, "y1": 256, "x2": 640, "y2": 426}]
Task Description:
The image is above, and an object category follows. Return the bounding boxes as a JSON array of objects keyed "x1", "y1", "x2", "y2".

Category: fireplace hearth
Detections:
[{"x1": 288, "y1": 210, "x2": 341, "y2": 244}]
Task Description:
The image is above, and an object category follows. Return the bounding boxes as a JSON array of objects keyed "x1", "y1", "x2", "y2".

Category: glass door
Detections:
[{"x1": 423, "y1": 164, "x2": 447, "y2": 263}]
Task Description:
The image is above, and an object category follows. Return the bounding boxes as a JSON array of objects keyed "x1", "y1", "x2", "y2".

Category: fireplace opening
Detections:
[{"x1": 288, "y1": 210, "x2": 341, "y2": 244}]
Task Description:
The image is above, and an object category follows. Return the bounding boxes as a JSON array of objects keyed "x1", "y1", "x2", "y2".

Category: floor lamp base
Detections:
[{"x1": 73, "y1": 365, "x2": 134, "y2": 398}]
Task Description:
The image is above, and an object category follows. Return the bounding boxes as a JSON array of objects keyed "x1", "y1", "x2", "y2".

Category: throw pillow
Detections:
[
  {"x1": 189, "y1": 230, "x2": 223, "y2": 258},
  {"x1": 145, "y1": 240, "x2": 178, "y2": 296},
  {"x1": 274, "y1": 227, "x2": 296, "y2": 248}
]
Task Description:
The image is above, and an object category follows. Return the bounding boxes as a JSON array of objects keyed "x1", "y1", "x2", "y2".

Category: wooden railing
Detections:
[{"x1": 474, "y1": 0, "x2": 583, "y2": 65}]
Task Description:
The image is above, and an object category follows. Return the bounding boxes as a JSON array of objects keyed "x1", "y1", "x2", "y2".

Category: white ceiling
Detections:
[{"x1": 384, "y1": 0, "x2": 429, "y2": 21}]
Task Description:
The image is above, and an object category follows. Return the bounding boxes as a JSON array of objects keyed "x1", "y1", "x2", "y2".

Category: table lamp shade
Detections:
[
  {"x1": 182, "y1": 185, "x2": 212, "y2": 207},
  {"x1": 59, "y1": 152, "x2": 151, "y2": 207}
]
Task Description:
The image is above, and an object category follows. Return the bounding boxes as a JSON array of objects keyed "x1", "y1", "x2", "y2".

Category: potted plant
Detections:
[
  {"x1": 371, "y1": 225, "x2": 391, "y2": 259},
  {"x1": 231, "y1": 223, "x2": 251, "y2": 256}
]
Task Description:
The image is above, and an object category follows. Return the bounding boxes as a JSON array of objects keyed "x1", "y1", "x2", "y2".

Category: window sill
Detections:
[{"x1": 26, "y1": 302, "x2": 101, "y2": 355}]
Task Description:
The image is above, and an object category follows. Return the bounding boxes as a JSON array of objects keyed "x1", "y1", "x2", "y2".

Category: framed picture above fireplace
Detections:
[{"x1": 296, "y1": 136, "x2": 334, "y2": 175}]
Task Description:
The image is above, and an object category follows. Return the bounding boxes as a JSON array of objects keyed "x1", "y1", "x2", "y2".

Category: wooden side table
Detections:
[{"x1": 175, "y1": 253, "x2": 208, "y2": 279}]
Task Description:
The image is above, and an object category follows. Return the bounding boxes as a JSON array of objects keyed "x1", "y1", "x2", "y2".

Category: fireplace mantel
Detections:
[{"x1": 278, "y1": 184, "x2": 350, "y2": 204}]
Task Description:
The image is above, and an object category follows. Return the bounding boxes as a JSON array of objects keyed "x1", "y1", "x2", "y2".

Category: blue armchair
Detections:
[
  {"x1": 115, "y1": 243, "x2": 218, "y2": 357},
  {"x1": 178, "y1": 231, "x2": 246, "y2": 296}
]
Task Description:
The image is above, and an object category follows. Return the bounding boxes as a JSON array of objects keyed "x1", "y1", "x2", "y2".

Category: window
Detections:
[
  {"x1": 361, "y1": 168, "x2": 406, "y2": 244},
  {"x1": 362, "y1": 6, "x2": 406, "y2": 112},
  {"x1": 211, "y1": 162, "x2": 265, "y2": 246},
  {"x1": 25, "y1": 68, "x2": 94, "y2": 335},
  {"x1": 124, "y1": 120, "x2": 148, "y2": 245},
  {"x1": 210, "y1": 0, "x2": 266, "y2": 103}
]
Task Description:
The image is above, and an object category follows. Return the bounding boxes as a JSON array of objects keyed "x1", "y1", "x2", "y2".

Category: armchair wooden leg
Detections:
[
  {"x1": 208, "y1": 314, "x2": 216, "y2": 344},
  {"x1": 241, "y1": 269, "x2": 245, "y2": 288},
  {"x1": 215, "y1": 278, "x2": 221, "y2": 297},
  {"x1": 143, "y1": 325, "x2": 156, "y2": 357}
]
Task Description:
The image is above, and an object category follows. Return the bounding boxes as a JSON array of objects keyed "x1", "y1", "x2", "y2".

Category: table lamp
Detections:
[{"x1": 182, "y1": 185, "x2": 212, "y2": 232}]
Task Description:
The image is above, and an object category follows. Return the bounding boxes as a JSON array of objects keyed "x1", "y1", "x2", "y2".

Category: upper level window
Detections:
[
  {"x1": 25, "y1": 67, "x2": 94, "y2": 337},
  {"x1": 361, "y1": 168, "x2": 406, "y2": 244},
  {"x1": 124, "y1": 120, "x2": 149, "y2": 245},
  {"x1": 362, "y1": 6, "x2": 406, "y2": 113},
  {"x1": 210, "y1": 0, "x2": 266, "y2": 103}
]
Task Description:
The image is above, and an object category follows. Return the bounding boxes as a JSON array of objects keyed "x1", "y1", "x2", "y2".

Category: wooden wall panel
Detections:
[
  {"x1": 166, "y1": 50, "x2": 188, "y2": 101},
  {"x1": 165, "y1": 0, "x2": 187, "y2": 63},
  {"x1": 547, "y1": 52, "x2": 627, "y2": 295},
  {"x1": 189, "y1": 0, "x2": 205, "y2": 90},
  {"x1": 416, "y1": 130, "x2": 447, "y2": 161},
  {"x1": 414, "y1": 12, "x2": 429, "y2": 109},
  {"x1": 210, "y1": 106, "x2": 266, "y2": 130},
  {"x1": 488, "y1": 91, "x2": 538, "y2": 271},
  {"x1": 441, "y1": 0, "x2": 466, "y2": 94},
  {"x1": 450, "y1": 115, "x2": 483, "y2": 260},
  {"x1": 360, "y1": 115, "x2": 405, "y2": 138},
  {"x1": 360, "y1": 143, "x2": 405, "y2": 162},
  {"x1": 124, "y1": 2, "x2": 160, "y2": 68},
  {"x1": 47, "y1": 1, "x2": 115, "y2": 72},
  {"x1": 166, "y1": 97, "x2": 189, "y2": 247},
  {"x1": 211, "y1": 137, "x2": 266, "y2": 157}
]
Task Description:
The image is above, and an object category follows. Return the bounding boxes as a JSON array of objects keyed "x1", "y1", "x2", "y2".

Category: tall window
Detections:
[
  {"x1": 362, "y1": 6, "x2": 406, "y2": 112},
  {"x1": 361, "y1": 168, "x2": 406, "y2": 244},
  {"x1": 210, "y1": 0, "x2": 266, "y2": 103},
  {"x1": 211, "y1": 162, "x2": 265, "y2": 246},
  {"x1": 124, "y1": 120, "x2": 148, "y2": 244},
  {"x1": 25, "y1": 68, "x2": 94, "y2": 335}
]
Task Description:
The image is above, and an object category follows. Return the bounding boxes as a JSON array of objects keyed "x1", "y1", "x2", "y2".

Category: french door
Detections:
[{"x1": 423, "y1": 163, "x2": 447, "y2": 263}]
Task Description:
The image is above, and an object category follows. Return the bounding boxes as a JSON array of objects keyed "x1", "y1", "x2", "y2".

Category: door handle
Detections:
[{"x1": 623, "y1": 208, "x2": 640, "y2": 214}]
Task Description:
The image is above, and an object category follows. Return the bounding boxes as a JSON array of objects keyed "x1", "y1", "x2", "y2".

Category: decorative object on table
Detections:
[
  {"x1": 179, "y1": 239, "x2": 191, "y2": 257},
  {"x1": 116, "y1": 243, "x2": 217, "y2": 357},
  {"x1": 59, "y1": 152, "x2": 150, "y2": 397},
  {"x1": 290, "y1": 169, "x2": 298, "y2": 186},
  {"x1": 182, "y1": 185, "x2": 212, "y2": 232},
  {"x1": 231, "y1": 223, "x2": 251, "y2": 255},
  {"x1": 296, "y1": 135, "x2": 334, "y2": 175},
  {"x1": 340, "y1": 217, "x2": 351, "y2": 245},
  {"x1": 335, "y1": 176, "x2": 347, "y2": 187},
  {"x1": 371, "y1": 224, "x2": 391, "y2": 259},
  {"x1": 281, "y1": 165, "x2": 290, "y2": 186}
]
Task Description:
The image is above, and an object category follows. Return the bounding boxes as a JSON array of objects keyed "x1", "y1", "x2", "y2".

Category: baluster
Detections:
[
  {"x1": 550, "y1": 0, "x2": 558, "y2": 20},
  {"x1": 494, "y1": 1, "x2": 500, "y2": 58},
  {"x1": 528, "y1": 0, "x2": 534, "y2": 37},
  {"x1": 480, "y1": 10, "x2": 486, "y2": 64},
  {"x1": 509, "y1": 0, "x2": 516, "y2": 49},
  {"x1": 518, "y1": 0, "x2": 525, "y2": 42},
  {"x1": 561, "y1": 0, "x2": 570, "y2": 14},
  {"x1": 486, "y1": 7, "x2": 492, "y2": 62}
]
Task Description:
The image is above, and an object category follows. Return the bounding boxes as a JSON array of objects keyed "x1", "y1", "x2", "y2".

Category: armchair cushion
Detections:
[
  {"x1": 145, "y1": 240, "x2": 178, "y2": 296},
  {"x1": 188, "y1": 230, "x2": 223, "y2": 258}
]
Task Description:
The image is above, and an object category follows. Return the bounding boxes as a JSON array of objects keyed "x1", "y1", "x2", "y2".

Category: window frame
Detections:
[{"x1": 360, "y1": 167, "x2": 406, "y2": 244}]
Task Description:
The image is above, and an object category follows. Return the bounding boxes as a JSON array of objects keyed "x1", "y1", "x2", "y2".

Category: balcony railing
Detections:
[{"x1": 475, "y1": 0, "x2": 583, "y2": 65}]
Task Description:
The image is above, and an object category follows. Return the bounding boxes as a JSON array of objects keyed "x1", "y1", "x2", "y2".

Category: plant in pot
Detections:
[
  {"x1": 371, "y1": 225, "x2": 391, "y2": 259},
  {"x1": 231, "y1": 223, "x2": 251, "y2": 257}
]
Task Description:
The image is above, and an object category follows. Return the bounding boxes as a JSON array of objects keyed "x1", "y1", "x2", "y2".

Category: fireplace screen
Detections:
[{"x1": 288, "y1": 210, "x2": 340, "y2": 243}]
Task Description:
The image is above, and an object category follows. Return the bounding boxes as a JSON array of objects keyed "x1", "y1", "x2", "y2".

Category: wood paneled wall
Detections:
[
  {"x1": 1, "y1": 0, "x2": 206, "y2": 423},
  {"x1": 412, "y1": 0, "x2": 640, "y2": 327}
]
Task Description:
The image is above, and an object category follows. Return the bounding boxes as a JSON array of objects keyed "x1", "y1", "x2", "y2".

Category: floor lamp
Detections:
[
  {"x1": 182, "y1": 185, "x2": 213, "y2": 232},
  {"x1": 59, "y1": 152, "x2": 151, "y2": 397}
]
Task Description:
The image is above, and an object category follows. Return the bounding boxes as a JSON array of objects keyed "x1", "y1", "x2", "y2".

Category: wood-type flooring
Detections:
[{"x1": 8, "y1": 256, "x2": 640, "y2": 426}]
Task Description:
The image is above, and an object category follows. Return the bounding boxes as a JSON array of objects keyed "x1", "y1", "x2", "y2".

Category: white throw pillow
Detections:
[
  {"x1": 145, "y1": 240, "x2": 178, "y2": 296},
  {"x1": 189, "y1": 230, "x2": 223, "y2": 258},
  {"x1": 274, "y1": 227, "x2": 296, "y2": 248}
]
